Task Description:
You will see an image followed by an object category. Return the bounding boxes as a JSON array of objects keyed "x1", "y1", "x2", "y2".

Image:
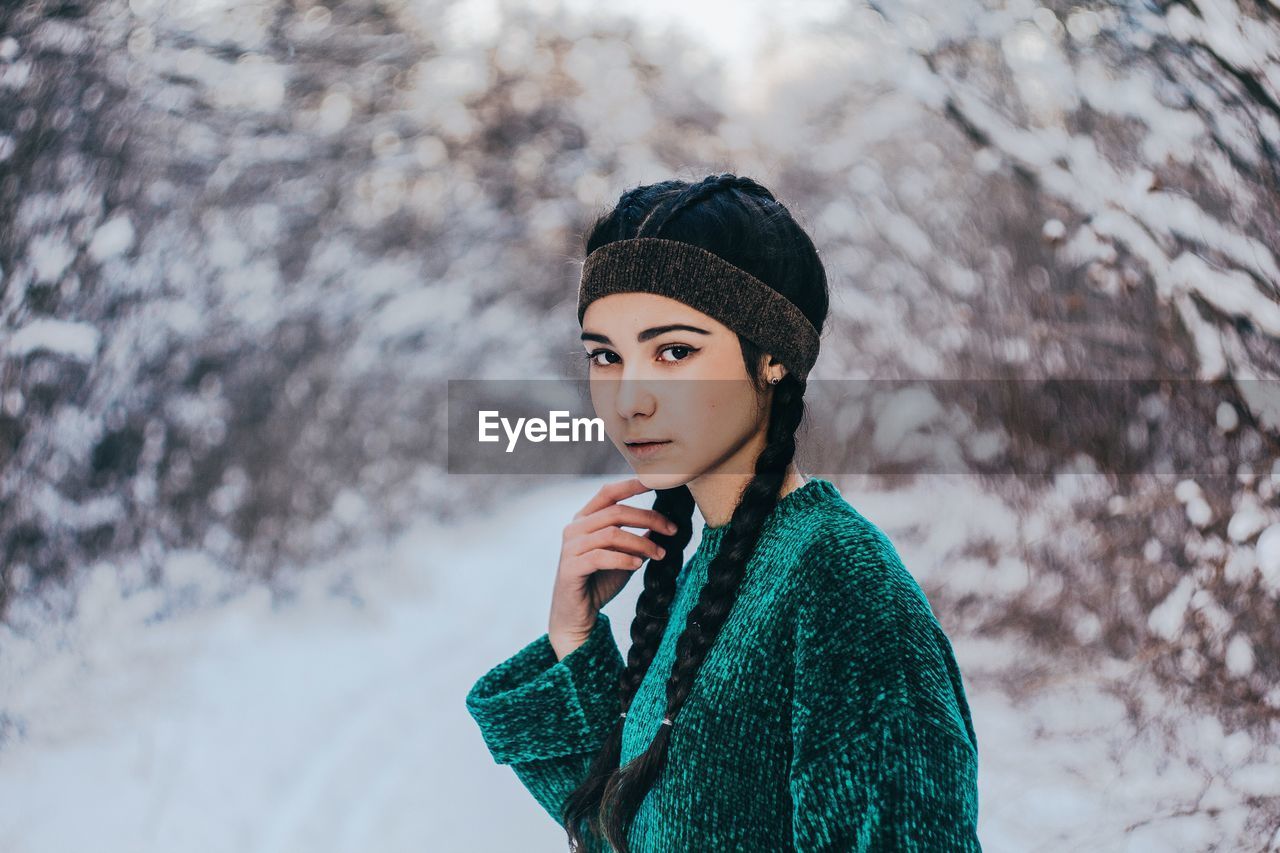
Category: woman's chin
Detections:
[{"x1": 631, "y1": 470, "x2": 692, "y2": 492}]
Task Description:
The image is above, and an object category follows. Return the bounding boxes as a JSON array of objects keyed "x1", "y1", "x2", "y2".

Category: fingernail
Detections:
[{"x1": 657, "y1": 547, "x2": 666, "y2": 558}]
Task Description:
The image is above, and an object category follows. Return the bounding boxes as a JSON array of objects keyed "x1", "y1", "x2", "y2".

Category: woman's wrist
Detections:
[{"x1": 549, "y1": 624, "x2": 594, "y2": 661}]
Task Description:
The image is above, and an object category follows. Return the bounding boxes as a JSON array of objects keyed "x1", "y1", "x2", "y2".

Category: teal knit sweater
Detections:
[{"x1": 465, "y1": 478, "x2": 982, "y2": 851}]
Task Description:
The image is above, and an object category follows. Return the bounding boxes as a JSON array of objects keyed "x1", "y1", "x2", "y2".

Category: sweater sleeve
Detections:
[
  {"x1": 464, "y1": 611, "x2": 624, "y2": 834},
  {"x1": 788, "y1": 532, "x2": 983, "y2": 852}
]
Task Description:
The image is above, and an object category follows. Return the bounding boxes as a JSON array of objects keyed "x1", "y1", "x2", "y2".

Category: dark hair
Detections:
[{"x1": 563, "y1": 173, "x2": 830, "y2": 852}]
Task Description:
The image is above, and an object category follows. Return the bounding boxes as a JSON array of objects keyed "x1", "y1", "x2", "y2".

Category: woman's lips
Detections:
[{"x1": 625, "y1": 440, "x2": 672, "y2": 459}]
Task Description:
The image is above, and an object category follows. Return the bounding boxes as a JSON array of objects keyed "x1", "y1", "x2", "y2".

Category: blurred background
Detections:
[{"x1": 2, "y1": 0, "x2": 1279, "y2": 849}]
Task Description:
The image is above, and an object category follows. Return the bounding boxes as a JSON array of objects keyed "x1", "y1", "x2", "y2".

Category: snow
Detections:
[
  {"x1": 1227, "y1": 494, "x2": 1269, "y2": 542},
  {"x1": 88, "y1": 215, "x2": 136, "y2": 263},
  {"x1": 1, "y1": 475, "x2": 1273, "y2": 851},
  {"x1": 1225, "y1": 633, "x2": 1255, "y2": 677},
  {"x1": 26, "y1": 233, "x2": 76, "y2": 283},
  {"x1": 1175, "y1": 479, "x2": 1214, "y2": 528},
  {"x1": 1255, "y1": 523, "x2": 1280, "y2": 595},
  {"x1": 4, "y1": 318, "x2": 101, "y2": 361}
]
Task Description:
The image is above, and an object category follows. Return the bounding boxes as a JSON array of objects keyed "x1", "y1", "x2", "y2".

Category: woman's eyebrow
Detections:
[{"x1": 580, "y1": 324, "x2": 712, "y2": 344}]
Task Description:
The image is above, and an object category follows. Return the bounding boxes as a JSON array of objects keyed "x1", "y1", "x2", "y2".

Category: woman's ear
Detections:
[{"x1": 766, "y1": 356, "x2": 787, "y2": 385}]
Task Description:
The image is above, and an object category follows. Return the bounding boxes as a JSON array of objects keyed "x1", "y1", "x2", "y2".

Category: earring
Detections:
[{"x1": 770, "y1": 374, "x2": 780, "y2": 385}]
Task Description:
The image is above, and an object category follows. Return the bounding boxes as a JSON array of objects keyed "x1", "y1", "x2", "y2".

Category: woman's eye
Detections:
[
  {"x1": 585, "y1": 349, "x2": 618, "y2": 367},
  {"x1": 659, "y1": 345, "x2": 695, "y2": 362}
]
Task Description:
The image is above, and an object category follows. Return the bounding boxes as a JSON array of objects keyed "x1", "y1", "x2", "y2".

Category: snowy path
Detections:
[{"x1": 0, "y1": 477, "x2": 1272, "y2": 851}]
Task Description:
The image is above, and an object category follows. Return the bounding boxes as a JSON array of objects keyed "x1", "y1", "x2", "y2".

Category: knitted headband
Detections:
[{"x1": 577, "y1": 237, "x2": 820, "y2": 381}]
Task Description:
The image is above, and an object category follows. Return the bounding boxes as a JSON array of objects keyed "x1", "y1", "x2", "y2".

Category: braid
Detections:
[
  {"x1": 597, "y1": 377, "x2": 808, "y2": 853},
  {"x1": 619, "y1": 487, "x2": 696, "y2": 702},
  {"x1": 638, "y1": 173, "x2": 772, "y2": 237},
  {"x1": 725, "y1": 175, "x2": 777, "y2": 203},
  {"x1": 614, "y1": 186, "x2": 649, "y2": 241},
  {"x1": 561, "y1": 486, "x2": 695, "y2": 851}
]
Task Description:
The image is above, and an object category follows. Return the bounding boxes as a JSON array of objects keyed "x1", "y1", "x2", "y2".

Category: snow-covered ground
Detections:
[{"x1": 1, "y1": 476, "x2": 1275, "y2": 852}]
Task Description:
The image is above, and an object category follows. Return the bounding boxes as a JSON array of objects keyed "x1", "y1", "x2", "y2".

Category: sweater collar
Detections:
[{"x1": 693, "y1": 476, "x2": 840, "y2": 556}]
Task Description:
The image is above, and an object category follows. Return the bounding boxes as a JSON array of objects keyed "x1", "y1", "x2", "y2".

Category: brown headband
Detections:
[{"x1": 577, "y1": 237, "x2": 821, "y2": 381}]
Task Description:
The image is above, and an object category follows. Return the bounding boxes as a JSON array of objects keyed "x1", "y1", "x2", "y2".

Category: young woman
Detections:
[{"x1": 465, "y1": 174, "x2": 982, "y2": 852}]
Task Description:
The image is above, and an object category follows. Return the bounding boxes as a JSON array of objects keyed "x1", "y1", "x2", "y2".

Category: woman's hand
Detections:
[{"x1": 548, "y1": 478, "x2": 678, "y2": 660}]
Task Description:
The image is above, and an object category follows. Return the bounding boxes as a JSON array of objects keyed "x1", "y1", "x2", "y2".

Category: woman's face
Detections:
[{"x1": 581, "y1": 292, "x2": 772, "y2": 491}]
